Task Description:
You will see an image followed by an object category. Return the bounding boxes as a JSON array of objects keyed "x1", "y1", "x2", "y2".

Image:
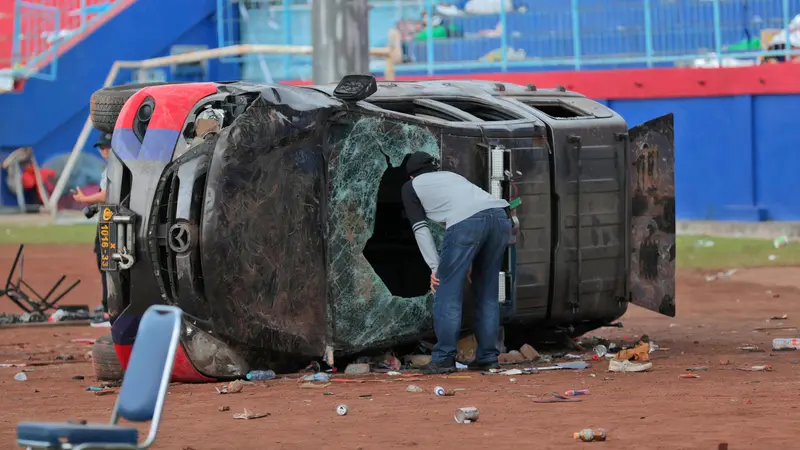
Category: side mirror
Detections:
[{"x1": 333, "y1": 74, "x2": 378, "y2": 102}]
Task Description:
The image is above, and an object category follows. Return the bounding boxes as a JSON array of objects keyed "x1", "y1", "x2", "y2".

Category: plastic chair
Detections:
[{"x1": 16, "y1": 305, "x2": 184, "y2": 449}]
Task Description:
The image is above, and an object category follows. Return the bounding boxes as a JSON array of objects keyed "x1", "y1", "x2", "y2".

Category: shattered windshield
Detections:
[{"x1": 327, "y1": 115, "x2": 445, "y2": 352}]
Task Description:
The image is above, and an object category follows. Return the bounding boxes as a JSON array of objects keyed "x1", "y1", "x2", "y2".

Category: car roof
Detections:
[{"x1": 306, "y1": 79, "x2": 586, "y2": 101}]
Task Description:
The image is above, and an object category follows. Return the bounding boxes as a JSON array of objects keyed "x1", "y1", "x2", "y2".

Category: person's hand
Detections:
[
  {"x1": 430, "y1": 272, "x2": 440, "y2": 293},
  {"x1": 72, "y1": 187, "x2": 88, "y2": 203},
  {"x1": 467, "y1": 267, "x2": 472, "y2": 284}
]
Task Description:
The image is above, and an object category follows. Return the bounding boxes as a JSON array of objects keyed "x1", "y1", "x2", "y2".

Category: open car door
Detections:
[{"x1": 628, "y1": 114, "x2": 676, "y2": 317}]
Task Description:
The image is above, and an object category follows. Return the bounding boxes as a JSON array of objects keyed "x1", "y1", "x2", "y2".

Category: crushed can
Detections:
[
  {"x1": 434, "y1": 386, "x2": 455, "y2": 396},
  {"x1": 454, "y1": 407, "x2": 479, "y2": 423},
  {"x1": 336, "y1": 404, "x2": 348, "y2": 416}
]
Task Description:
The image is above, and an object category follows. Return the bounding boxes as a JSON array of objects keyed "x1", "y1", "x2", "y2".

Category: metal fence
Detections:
[
  {"x1": 228, "y1": 0, "x2": 800, "y2": 81},
  {"x1": 9, "y1": 0, "x2": 130, "y2": 80}
]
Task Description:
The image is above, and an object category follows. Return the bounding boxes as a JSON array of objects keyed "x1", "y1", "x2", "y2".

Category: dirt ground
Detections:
[{"x1": 2, "y1": 245, "x2": 800, "y2": 449}]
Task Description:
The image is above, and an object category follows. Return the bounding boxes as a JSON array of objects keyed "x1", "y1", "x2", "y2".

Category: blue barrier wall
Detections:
[{"x1": 601, "y1": 94, "x2": 800, "y2": 221}]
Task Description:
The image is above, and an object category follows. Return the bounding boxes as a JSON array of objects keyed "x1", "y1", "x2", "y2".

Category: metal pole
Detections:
[
  {"x1": 712, "y1": 0, "x2": 722, "y2": 67},
  {"x1": 782, "y1": 0, "x2": 790, "y2": 63},
  {"x1": 644, "y1": 0, "x2": 653, "y2": 68},
  {"x1": 312, "y1": 0, "x2": 370, "y2": 84},
  {"x1": 500, "y1": 3, "x2": 508, "y2": 72},
  {"x1": 425, "y1": 0, "x2": 434, "y2": 76},
  {"x1": 570, "y1": 0, "x2": 581, "y2": 70}
]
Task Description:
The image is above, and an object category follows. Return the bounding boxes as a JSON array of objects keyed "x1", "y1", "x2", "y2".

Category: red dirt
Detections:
[{"x1": 2, "y1": 244, "x2": 800, "y2": 449}]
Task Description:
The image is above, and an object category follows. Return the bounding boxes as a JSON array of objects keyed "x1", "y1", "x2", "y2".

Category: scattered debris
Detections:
[
  {"x1": 454, "y1": 407, "x2": 479, "y2": 423},
  {"x1": 55, "y1": 354, "x2": 75, "y2": 361},
  {"x1": 386, "y1": 371, "x2": 401, "y2": 377},
  {"x1": 608, "y1": 360, "x2": 652, "y2": 373},
  {"x1": 768, "y1": 254, "x2": 779, "y2": 261},
  {"x1": 705, "y1": 269, "x2": 738, "y2": 282},
  {"x1": 227, "y1": 380, "x2": 245, "y2": 393},
  {"x1": 501, "y1": 369, "x2": 522, "y2": 376},
  {"x1": 680, "y1": 374, "x2": 700, "y2": 379},
  {"x1": 405, "y1": 355, "x2": 432, "y2": 368},
  {"x1": 359, "y1": 394, "x2": 372, "y2": 400},
  {"x1": 614, "y1": 342, "x2": 650, "y2": 361},
  {"x1": 564, "y1": 353, "x2": 583, "y2": 360},
  {"x1": 245, "y1": 370, "x2": 275, "y2": 381},
  {"x1": 299, "y1": 382, "x2": 331, "y2": 389},
  {"x1": 344, "y1": 363, "x2": 370, "y2": 375},
  {"x1": 564, "y1": 389, "x2": 589, "y2": 396},
  {"x1": 232, "y1": 408, "x2": 269, "y2": 420},
  {"x1": 755, "y1": 325, "x2": 797, "y2": 332},
  {"x1": 534, "y1": 392, "x2": 581, "y2": 403},
  {"x1": 94, "y1": 389, "x2": 116, "y2": 396},
  {"x1": 766, "y1": 290, "x2": 781, "y2": 298},
  {"x1": 695, "y1": 239, "x2": 715, "y2": 248},
  {"x1": 303, "y1": 372, "x2": 331, "y2": 382},
  {"x1": 70, "y1": 338, "x2": 96, "y2": 345},
  {"x1": 85, "y1": 386, "x2": 103, "y2": 391},
  {"x1": 593, "y1": 345, "x2": 608, "y2": 358},
  {"x1": 407, "y1": 385, "x2": 424, "y2": 393},
  {"x1": 519, "y1": 344, "x2": 539, "y2": 361},
  {"x1": 774, "y1": 236, "x2": 789, "y2": 248},
  {"x1": 456, "y1": 335, "x2": 477, "y2": 363},
  {"x1": 738, "y1": 365, "x2": 772, "y2": 372},
  {"x1": 498, "y1": 352, "x2": 526, "y2": 364},
  {"x1": 509, "y1": 378, "x2": 517, "y2": 383},
  {"x1": 772, "y1": 338, "x2": 800, "y2": 350},
  {"x1": 770, "y1": 314, "x2": 788, "y2": 321},
  {"x1": 218, "y1": 406, "x2": 230, "y2": 412},
  {"x1": 737, "y1": 345, "x2": 764, "y2": 353},
  {"x1": 335, "y1": 405, "x2": 348, "y2": 416},
  {"x1": 71, "y1": 375, "x2": 85, "y2": 380},
  {"x1": 686, "y1": 367, "x2": 708, "y2": 372},
  {"x1": 574, "y1": 428, "x2": 608, "y2": 442},
  {"x1": 13, "y1": 372, "x2": 27, "y2": 381},
  {"x1": 434, "y1": 386, "x2": 456, "y2": 396}
]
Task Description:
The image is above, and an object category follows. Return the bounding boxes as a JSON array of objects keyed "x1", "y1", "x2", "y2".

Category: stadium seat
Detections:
[{"x1": 16, "y1": 305, "x2": 184, "y2": 450}]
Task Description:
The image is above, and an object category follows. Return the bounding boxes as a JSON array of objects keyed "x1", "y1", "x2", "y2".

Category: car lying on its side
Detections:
[{"x1": 90, "y1": 76, "x2": 675, "y2": 381}]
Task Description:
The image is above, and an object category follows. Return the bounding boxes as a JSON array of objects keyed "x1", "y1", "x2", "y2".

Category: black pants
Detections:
[{"x1": 94, "y1": 236, "x2": 108, "y2": 313}]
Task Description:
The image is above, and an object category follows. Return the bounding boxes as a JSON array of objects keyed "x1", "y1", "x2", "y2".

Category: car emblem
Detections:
[{"x1": 168, "y1": 223, "x2": 192, "y2": 253}]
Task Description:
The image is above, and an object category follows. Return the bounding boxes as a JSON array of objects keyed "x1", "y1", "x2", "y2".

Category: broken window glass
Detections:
[{"x1": 327, "y1": 115, "x2": 444, "y2": 352}]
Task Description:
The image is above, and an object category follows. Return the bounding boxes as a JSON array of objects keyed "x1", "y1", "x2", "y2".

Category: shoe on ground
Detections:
[
  {"x1": 608, "y1": 359, "x2": 653, "y2": 373},
  {"x1": 467, "y1": 361, "x2": 500, "y2": 371},
  {"x1": 420, "y1": 360, "x2": 456, "y2": 375}
]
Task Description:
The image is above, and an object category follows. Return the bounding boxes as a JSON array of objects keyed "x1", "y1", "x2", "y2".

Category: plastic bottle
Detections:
[
  {"x1": 303, "y1": 372, "x2": 331, "y2": 382},
  {"x1": 772, "y1": 338, "x2": 800, "y2": 350},
  {"x1": 245, "y1": 370, "x2": 276, "y2": 381},
  {"x1": 49, "y1": 309, "x2": 66, "y2": 322}
]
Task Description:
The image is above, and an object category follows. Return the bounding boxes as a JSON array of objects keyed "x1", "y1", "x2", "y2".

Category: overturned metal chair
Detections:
[
  {"x1": 17, "y1": 305, "x2": 183, "y2": 449},
  {"x1": 1, "y1": 244, "x2": 81, "y2": 316}
]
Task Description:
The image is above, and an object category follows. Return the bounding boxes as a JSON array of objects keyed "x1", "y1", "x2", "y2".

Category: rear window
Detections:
[{"x1": 521, "y1": 101, "x2": 589, "y2": 119}]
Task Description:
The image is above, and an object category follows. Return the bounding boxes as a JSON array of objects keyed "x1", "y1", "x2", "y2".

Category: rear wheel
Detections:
[
  {"x1": 90, "y1": 82, "x2": 174, "y2": 133},
  {"x1": 91, "y1": 335, "x2": 124, "y2": 381}
]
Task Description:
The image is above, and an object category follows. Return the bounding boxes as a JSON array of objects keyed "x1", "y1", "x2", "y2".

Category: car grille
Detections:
[{"x1": 150, "y1": 169, "x2": 180, "y2": 302}]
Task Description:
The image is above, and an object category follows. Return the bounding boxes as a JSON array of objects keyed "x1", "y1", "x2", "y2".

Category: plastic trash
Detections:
[
  {"x1": 303, "y1": 372, "x2": 331, "y2": 382},
  {"x1": 565, "y1": 389, "x2": 590, "y2": 396},
  {"x1": 245, "y1": 370, "x2": 276, "y2": 381},
  {"x1": 772, "y1": 338, "x2": 800, "y2": 350},
  {"x1": 14, "y1": 372, "x2": 27, "y2": 381},
  {"x1": 48, "y1": 309, "x2": 66, "y2": 322},
  {"x1": 774, "y1": 236, "x2": 789, "y2": 248},
  {"x1": 574, "y1": 428, "x2": 607, "y2": 442}
]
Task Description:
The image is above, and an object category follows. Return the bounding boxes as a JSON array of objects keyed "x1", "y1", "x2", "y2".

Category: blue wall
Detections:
[{"x1": 604, "y1": 94, "x2": 800, "y2": 221}]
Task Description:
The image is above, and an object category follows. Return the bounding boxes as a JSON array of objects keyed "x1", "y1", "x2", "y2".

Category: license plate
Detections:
[{"x1": 97, "y1": 204, "x2": 118, "y2": 272}]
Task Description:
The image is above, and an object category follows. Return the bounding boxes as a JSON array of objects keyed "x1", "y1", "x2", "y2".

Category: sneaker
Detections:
[
  {"x1": 467, "y1": 361, "x2": 500, "y2": 371},
  {"x1": 608, "y1": 359, "x2": 653, "y2": 373},
  {"x1": 420, "y1": 360, "x2": 457, "y2": 375}
]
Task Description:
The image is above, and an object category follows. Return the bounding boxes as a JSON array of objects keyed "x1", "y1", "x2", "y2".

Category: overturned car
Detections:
[{"x1": 91, "y1": 76, "x2": 675, "y2": 382}]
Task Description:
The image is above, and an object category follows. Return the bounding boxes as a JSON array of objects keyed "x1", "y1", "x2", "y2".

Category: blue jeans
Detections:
[{"x1": 432, "y1": 208, "x2": 511, "y2": 365}]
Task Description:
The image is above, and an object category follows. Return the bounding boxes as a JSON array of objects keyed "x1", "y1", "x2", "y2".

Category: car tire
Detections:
[
  {"x1": 91, "y1": 335, "x2": 124, "y2": 381},
  {"x1": 90, "y1": 82, "x2": 172, "y2": 133}
]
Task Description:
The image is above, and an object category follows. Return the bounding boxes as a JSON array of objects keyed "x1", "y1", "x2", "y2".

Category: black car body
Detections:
[{"x1": 94, "y1": 77, "x2": 675, "y2": 381}]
